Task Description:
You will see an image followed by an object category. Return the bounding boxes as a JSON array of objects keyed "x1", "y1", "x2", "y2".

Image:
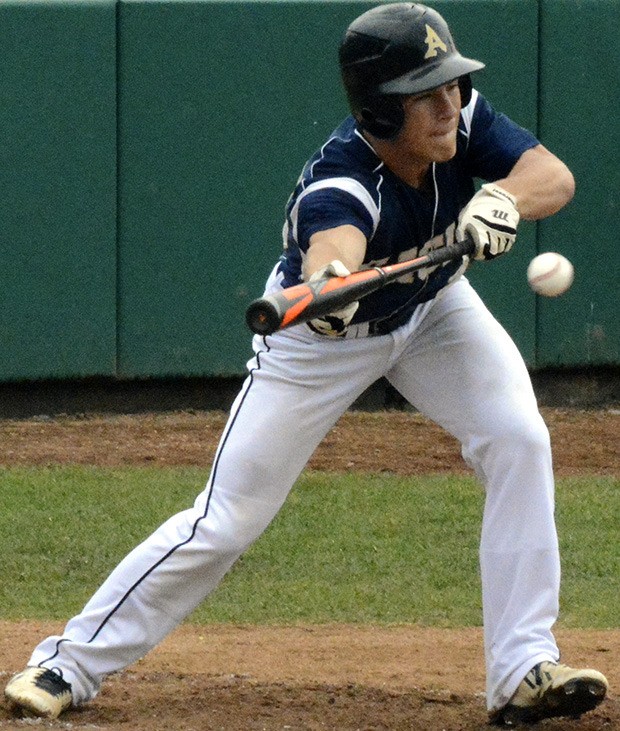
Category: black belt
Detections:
[{"x1": 366, "y1": 306, "x2": 416, "y2": 336}]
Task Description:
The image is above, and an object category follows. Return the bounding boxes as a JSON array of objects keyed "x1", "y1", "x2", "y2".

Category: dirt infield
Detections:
[{"x1": 0, "y1": 407, "x2": 618, "y2": 730}]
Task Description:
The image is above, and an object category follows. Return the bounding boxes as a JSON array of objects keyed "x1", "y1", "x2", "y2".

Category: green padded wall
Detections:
[
  {"x1": 537, "y1": 0, "x2": 620, "y2": 365},
  {"x1": 116, "y1": 0, "x2": 538, "y2": 376},
  {"x1": 0, "y1": 0, "x2": 616, "y2": 383},
  {"x1": 0, "y1": 0, "x2": 117, "y2": 380},
  {"x1": 117, "y1": 0, "x2": 364, "y2": 376}
]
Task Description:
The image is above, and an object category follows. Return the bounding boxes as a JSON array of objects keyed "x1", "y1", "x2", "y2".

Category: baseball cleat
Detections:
[
  {"x1": 4, "y1": 666, "x2": 72, "y2": 719},
  {"x1": 489, "y1": 661, "x2": 608, "y2": 726}
]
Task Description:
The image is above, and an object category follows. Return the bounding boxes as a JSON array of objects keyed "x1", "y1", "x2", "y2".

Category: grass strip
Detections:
[{"x1": 0, "y1": 467, "x2": 616, "y2": 627}]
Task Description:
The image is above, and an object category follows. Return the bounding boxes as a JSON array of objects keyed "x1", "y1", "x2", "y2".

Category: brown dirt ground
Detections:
[{"x1": 0, "y1": 407, "x2": 618, "y2": 730}]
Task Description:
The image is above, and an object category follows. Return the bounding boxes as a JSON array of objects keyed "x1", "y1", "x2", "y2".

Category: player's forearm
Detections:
[
  {"x1": 302, "y1": 225, "x2": 367, "y2": 280},
  {"x1": 496, "y1": 145, "x2": 575, "y2": 221}
]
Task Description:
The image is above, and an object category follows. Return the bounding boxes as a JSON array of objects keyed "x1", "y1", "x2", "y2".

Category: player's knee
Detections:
[
  {"x1": 191, "y1": 515, "x2": 255, "y2": 560},
  {"x1": 192, "y1": 489, "x2": 279, "y2": 559},
  {"x1": 504, "y1": 411, "x2": 550, "y2": 454},
  {"x1": 467, "y1": 410, "x2": 551, "y2": 465},
  {"x1": 501, "y1": 418, "x2": 550, "y2": 466}
]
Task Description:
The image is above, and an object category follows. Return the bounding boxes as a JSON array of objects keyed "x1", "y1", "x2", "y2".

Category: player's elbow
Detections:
[
  {"x1": 528, "y1": 161, "x2": 575, "y2": 220},
  {"x1": 556, "y1": 162, "x2": 576, "y2": 207},
  {"x1": 541, "y1": 157, "x2": 575, "y2": 217}
]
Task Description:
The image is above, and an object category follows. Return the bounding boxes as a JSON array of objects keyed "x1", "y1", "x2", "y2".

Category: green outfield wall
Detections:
[
  {"x1": 0, "y1": 0, "x2": 617, "y2": 383},
  {"x1": 0, "y1": 0, "x2": 117, "y2": 381},
  {"x1": 537, "y1": 0, "x2": 620, "y2": 367}
]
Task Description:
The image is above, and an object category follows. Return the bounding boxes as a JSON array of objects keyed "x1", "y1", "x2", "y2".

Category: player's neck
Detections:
[
  {"x1": 365, "y1": 134, "x2": 431, "y2": 189},
  {"x1": 381, "y1": 153, "x2": 431, "y2": 190}
]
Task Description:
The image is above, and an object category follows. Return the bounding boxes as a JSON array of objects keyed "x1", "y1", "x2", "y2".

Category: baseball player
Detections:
[{"x1": 5, "y1": 3, "x2": 608, "y2": 726}]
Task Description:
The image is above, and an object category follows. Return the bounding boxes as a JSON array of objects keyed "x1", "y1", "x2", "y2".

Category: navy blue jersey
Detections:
[{"x1": 277, "y1": 91, "x2": 538, "y2": 328}]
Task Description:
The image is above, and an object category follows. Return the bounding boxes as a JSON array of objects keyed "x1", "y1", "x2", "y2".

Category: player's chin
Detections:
[
  {"x1": 428, "y1": 133, "x2": 457, "y2": 162},
  {"x1": 433, "y1": 138, "x2": 456, "y2": 162}
]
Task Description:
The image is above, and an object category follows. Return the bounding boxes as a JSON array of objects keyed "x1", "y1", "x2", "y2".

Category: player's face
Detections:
[{"x1": 396, "y1": 81, "x2": 461, "y2": 164}]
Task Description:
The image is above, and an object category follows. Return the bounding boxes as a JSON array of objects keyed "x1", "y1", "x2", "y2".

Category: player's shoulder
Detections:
[
  {"x1": 460, "y1": 89, "x2": 537, "y2": 144},
  {"x1": 300, "y1": 116, "x2": 381, "y2": 186},
  {"x1": 456, "y1": 88, "x2": 539, "y2": 178},
  {"x1": 458, "y1": 88, "x2": 491, "y2": 143}
]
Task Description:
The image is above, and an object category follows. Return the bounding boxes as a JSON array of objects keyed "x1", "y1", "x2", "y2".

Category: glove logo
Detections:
[
  {"x1": 493, "y1": 209, "x2": 509, "y2": 221},
  {"x1": 424, "y1": 24, "x2": 448, "y2": 58}
]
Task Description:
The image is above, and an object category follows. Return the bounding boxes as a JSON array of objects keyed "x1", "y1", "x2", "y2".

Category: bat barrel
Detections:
[
  {"x1": 246, "y1": 298, "x2": 282, "y2": 335},
  {"x1": 245, "y1": 236, "x2": 475, "y2": 336},
  {"x1": 245, "y1": 271, "x2": 386, "y2": 336}
]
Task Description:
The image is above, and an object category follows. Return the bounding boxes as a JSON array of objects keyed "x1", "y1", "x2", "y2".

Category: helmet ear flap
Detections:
[
  {"x1": 357, "y1": 95, "x2": 404, "y2": 140},
  {"x1": 357, "y1": 76, "x2": 474, "y2": 139},
  {"x1": 458, "y1": 74, "x2": 473, "y2": 106}
]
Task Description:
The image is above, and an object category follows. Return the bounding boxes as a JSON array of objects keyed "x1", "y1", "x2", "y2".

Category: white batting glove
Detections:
[
  {"x1": 457, "y1": 183, "x2": 520, "y2": 261},
  {"x1": 307, "y1": 260, "x2": 359, "y2": 337}
]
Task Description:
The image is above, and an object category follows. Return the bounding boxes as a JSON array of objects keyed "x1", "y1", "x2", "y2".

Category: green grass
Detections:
[{"x1": 0, "y1": 467, "x2": 617, "y2": 627}]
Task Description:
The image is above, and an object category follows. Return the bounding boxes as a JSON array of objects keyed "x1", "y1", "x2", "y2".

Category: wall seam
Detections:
[
  {"x1": 534, "y1": 0, "x2": 543, "y2": 368},
  {"x1": 114, "y1": 0, "x2": 121, "y2": 377}
]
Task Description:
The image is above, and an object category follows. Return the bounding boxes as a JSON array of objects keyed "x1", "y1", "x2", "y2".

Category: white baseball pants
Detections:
[{"x1": 29, "y1": 276, "x2": 560, "y2": 712}]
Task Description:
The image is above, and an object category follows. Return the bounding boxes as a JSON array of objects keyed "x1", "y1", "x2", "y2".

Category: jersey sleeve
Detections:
[
  {"x1": 462, "y1": 92, "x2": 540, "y2": 181},
  {"x1": 291, "y1": 182, "x2": 378, "y2": 253}
]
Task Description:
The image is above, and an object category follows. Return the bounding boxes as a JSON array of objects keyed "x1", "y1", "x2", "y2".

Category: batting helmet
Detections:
[{"x1": 339, "y1": 3, "x2": 485, "y2": 139}]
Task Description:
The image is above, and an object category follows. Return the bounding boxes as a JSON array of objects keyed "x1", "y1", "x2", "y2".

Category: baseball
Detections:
[{"x1": 527, "y1": 252, "x2": 574, "y2": 297}]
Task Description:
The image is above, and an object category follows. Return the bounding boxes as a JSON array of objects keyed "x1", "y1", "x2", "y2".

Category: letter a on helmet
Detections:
[{"x1": 339, "y1": 3, "x2": 485, "y2": 137}]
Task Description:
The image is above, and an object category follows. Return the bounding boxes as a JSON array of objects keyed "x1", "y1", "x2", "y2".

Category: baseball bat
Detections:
[{"x1": 246, "y1": 235, "x2": 475, "y2": 335}]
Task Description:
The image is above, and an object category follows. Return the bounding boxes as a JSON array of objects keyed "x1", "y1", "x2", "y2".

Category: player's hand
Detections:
[
  {"x1": 457, "y1": 183, "x2": 519, "y2": 261},
  {"x1": 307, "y1": 260, "x2": 359, "y2": 337}
]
